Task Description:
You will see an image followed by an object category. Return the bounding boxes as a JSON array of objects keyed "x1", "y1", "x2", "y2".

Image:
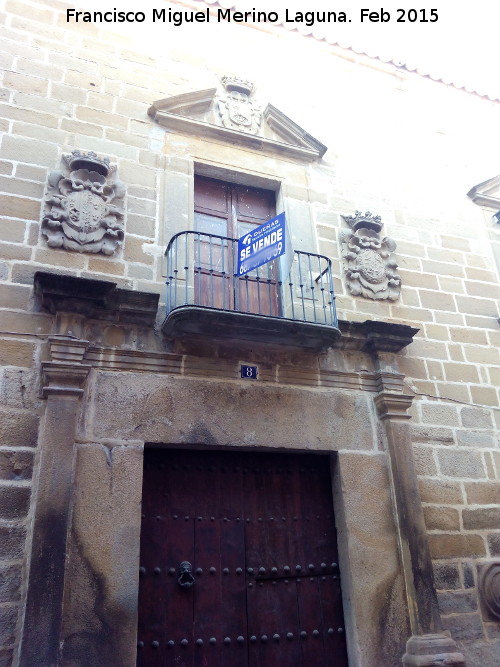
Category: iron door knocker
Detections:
[{"x1": 178, "y1": 561, "x2": 195, "y2": 588}]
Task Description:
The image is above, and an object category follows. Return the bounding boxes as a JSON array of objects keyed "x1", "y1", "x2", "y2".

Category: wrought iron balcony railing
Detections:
[{"x1": 163, "y1": 231, "x2": 339, "y2": 346}]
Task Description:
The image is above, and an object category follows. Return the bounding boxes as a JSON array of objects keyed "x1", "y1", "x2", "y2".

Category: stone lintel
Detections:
[
  {"x1": 374, "y1": 391, "x2": 414, "y2": 419},
  {"x1": 34, "y1": 271, "x2": 159, "y2": 326},
  {"x1": 403, "y1": 633, "x2": 465, "y2": 667}
]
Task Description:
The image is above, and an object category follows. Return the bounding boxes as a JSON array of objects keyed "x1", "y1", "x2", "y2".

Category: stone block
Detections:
[
  {"x1": 334, "y1": 452, "x2": 409, "y2": 667},
  {"x1": 462, "y1": 562, "x2": 476, "y2": 588},
  {"x1": 0, "y1": 134, "x2": 58, "y2": 167},
  {"x1": 75, "y1": 107, "x2": 129, "y2": 131},
  {"x1": 470, "y1": 386, "x2": 499, "y2": 408},
  {"x1": 465, "y1": 482, "x2": 500, "y2": 506},
  {"x1": 438, "y1": 590, "x2": 478, "y2": 614},
  {"x1": 424, "y1": 506, "x2": 460, "y2": 531},
  {"x1": 0, "y1": 484, "x2": 31, "y2": 520},
  {"x1": 428, "y1": 534, "x2": 486, "y2": 559},
  {"x1": 34, "y1": 248, "x2": 87, "y2": 270},
  {"x1": 462, "y1": 508, "x2": 500, "y2": 530},
  {"x1": 438, "y1": 276, "x2": 465, "y2": 294},
  {"x1": 436, "y1": 382, "x2": 471, "y2": 404},
  {"x1": 408, "y1": 339, "x2": 448, "y2": 360},
  {"x1": 433, "y1": 562, "x2": 460, "y2": 590},
  {"x1": 437, "y1": 449, "x2": 486, "y2": 480},
  {"x1": 0, "y1": 524, "x2": 26, "y2": 560},
  {"x1": 0, "y1": 604, "x2": 18, "y2": 646},
  {"x1": 456, "y1": 430, "x2": 495, "y2": 449},
  {"x1": 412, "y1": 446, "x2": 438, "y2": 476},
  {"x1": 0, "y1": 648, "x2": 13, "y2": 666},
  {"x1": 0, "y1": 284, "x2": 31, "y2": 310},
  {"x1": 61, "y1": 443, "x2": 144, "y2": 665},
  {"x1": 0, "y1": 218, "x2": 26, "y2": 244},
  {"x1": 0, "y1": 194, "x2": 40, "y2": 222},
  {"x1": 0, "y1": 449, "x2": 34, "y2": 480},
  {"x1": 0, "y1": 408, "x2": 39, "y2": 447},
  {"x1": 0, "y1": 340, "x2": 35, "y2": 368},
  {"x1": 456, "y1": 295, "x2": 499, "y2": 318},
  {"x1": 421, "y1": 403, "x2": 460, "y2": 427},
  {"x1": 60, "y1": 118, "x2": 103, "y2": 138},
  {"x1": 0, "y1": 563, "x2": 21, "y2": 603},
  {"x1": 0, "y1": 243, "x2": 31, "y2": 262},
  {"x1": 411, "y1": 425, "x2": 455, "y2": 445},
  {"x1": 419, "y1": 478, "x2": 464, "y2": 504},
  {"x1": 441, "y1": 612, "x2": 484, "y2": 643},
  {"x1": 461, "y1": 407, "x2": 494, "y2": 429},
  {"x1": 444, "y1": 362, "x2": 480, "y2": 384},
  {"x1": 3, "y1": 70, "x2": 48, "y2": 96},
  {"x1": 421, "y1": 259, "x2": 465, "y2": 278},
  {"x1": 420, "y1": 290, "x2": 457, "y2": 311},
  {"x1": 450, "y1": 327, "x2": 488, "y2": 345},
  {"x1": 488, "y1": 534, "x2": 500, "y2": 557},
  {"x1": 465, "y1": 280, "x2": 500, "y2": 299},
  {"x1": 123, "y1": 236, "x2": 155, "y2": 266},
  {"x1": 440, "y1": 235, "x2": 471, "y2": 252}
]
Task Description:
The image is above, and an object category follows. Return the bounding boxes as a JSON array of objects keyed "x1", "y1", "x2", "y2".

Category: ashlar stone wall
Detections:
[{"x1": 0, "y1": 0, "x2": 499, "y2": 664}]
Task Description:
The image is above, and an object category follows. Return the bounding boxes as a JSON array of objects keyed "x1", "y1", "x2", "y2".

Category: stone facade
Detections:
[{"x1": 0, "y1": 1, "x2": 499, "y2": 666}]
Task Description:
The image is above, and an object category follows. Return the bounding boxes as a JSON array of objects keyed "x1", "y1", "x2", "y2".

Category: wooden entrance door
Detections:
[
  {"x1": 137, "y1": 449, "x2": 348, "y2": 667},
  {"x1": 194, "y1": 176, "x2": 281, "y2": 316}
]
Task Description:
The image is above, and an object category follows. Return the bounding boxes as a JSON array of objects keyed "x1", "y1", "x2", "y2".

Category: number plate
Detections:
[{"x1": 240, "y1": 365, "x2": 258, "y2": 379}]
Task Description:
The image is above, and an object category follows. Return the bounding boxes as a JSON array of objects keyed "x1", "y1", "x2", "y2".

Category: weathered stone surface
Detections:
[
  {"x1": 0, "y1": 524, "x2": 26, "y2": 560},
  {"x1": 488, "y1": 534, "x2": 500, "y2": 556},
  {"x1": 0, "y1": 449, "x2": 34, "y2": 480},
  {"x1": 424, "y1": 506, "x2": 460, "y2": 531},
  {"x1": 437, "y1": 449, "x2": 486, "y2": 479},
  {"x1": 0, "y1": 605, "x2": 18, "y2": 646},
  {"x1": 0, "y1": 484, "x2": 31, "y2": 519},
  {"x1": 88, "y1": 372, "x2": 377, "y2": 451},
  {"x1": 460, "y1": 407, "x2": 494, "y2": 429},
  {"x1": 61, "y1": 444, "x2": 143, "y2": 667},
  {"x1": 0, "y1": 368, "x2": 42, "y2": 411},
  {"x1": 428, "y1": 534, "x2": 486, "y2": 559},
  {"x1": 0, "y1": 648, "x2": 13, "y2": 667},
  {"x1": 0, "y1": 564, "x2": 21, "y2": 603},
  {"x1": 0, "y1": 408, "x2": 39, "y2": 447},
  {"x1": 333, "y1": 452, "x2": 409, "y2": 667},
  {"x1": 438, "y1": 590, "x2": 478, "y2": 614},
  {"x1": 433, "y1": 562, "x2": 460, "y2": 590},
  {"x1": 463, "y1": 508, "x2": 500, "y2": 530},
  {"x1": 463, "y1": 562, "x2": 476, "y2": 589},
  {"x1": 421, "y1": 403, "x2": 460, "y2": 427},
  {"x1": 441, "y1": 612, "x2": 484, "y2": 641},
  {"x1": 457, "y1": 430, "x2": 496, "y2": 448},
  {"x1": 419, "y1": 479, "x2": 464, "y2": 504},
  {"x1": 459, "y1": 640, "x2": 500, "y2": 667}
]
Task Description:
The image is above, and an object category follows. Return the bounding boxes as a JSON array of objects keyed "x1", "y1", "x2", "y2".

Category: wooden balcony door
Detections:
[
  {"x1": 193, "y1": 175, "x2": 281, "y2": 316},
  {"x1": 137, "y1": 449, "x2": 349, "y2": 667}
]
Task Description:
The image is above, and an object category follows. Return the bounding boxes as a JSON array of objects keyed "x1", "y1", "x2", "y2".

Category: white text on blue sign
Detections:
[{"x1": 237, "y1": 212, "x2": 286, "y2": 276}]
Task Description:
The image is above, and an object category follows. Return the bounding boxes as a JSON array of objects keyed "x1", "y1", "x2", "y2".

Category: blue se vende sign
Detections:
[{"x1": 237, "y1": 212, "x2": 286, "y2": 277}]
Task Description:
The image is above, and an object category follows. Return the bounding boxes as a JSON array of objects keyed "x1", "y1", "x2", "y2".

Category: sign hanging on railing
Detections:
[{"x1": 237, "y1": 212, "x2": 286, "y2": 277}]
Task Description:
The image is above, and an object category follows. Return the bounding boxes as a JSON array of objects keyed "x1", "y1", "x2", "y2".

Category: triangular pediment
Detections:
[
  {"x1": 467, "y1": 174, "x2": 500, "y2": 208},
  {"x1": 148, "y1": 78, "x2": 327, "y2": 162}
]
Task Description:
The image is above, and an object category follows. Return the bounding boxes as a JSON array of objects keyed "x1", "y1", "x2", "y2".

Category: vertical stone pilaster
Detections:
[
  {"x1": 19, "y1": 337, "x2": 90, "y2": 667},
  {"x1": 374, "y1": 388, "x2": 466, "y2": 667}
]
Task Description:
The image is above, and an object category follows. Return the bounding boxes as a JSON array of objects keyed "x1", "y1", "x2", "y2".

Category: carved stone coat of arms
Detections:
[
  {"x1": 340, "y1": 211, "x2": 401, "y2": 301},
  {"x1": 42, "y1": 151, "x2": 125, "y2": 255},
  {"x1": 216, "y1": 76, "x2": 262, "y2": 134}
]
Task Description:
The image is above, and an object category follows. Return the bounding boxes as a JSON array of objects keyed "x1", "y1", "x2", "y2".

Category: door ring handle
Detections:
[{"x1": 178, "y1": 561, "x2": 195, "y2": 588}]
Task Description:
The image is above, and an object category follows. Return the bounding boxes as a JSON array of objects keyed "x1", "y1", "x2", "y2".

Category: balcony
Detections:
[{"x1": 162, "y1": 231, "x2": 340, "y2": 350}]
